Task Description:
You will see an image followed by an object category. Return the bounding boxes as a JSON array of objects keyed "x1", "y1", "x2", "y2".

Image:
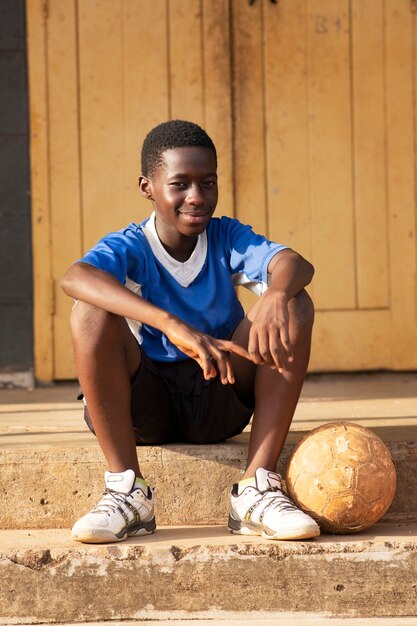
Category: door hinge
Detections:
[
  {"x1": 42, "y1": 0, "x2": 49, "y2": 20},
  {"x1": 411, "y1": 0, "x2": 417, "y2": 13}
]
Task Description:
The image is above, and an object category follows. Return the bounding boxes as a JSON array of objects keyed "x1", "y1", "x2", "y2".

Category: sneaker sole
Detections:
[
  {"x1": 228, "y1": 515, "x2": 320, "y2": 541},
  {"x1": 71, "y1": 519, "x2": 156, "y2": 544}
]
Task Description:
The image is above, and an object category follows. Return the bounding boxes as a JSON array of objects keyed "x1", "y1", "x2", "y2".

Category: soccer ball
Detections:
[{"x1": 286, "y1": 422, "x2": 397, "y2": 534}]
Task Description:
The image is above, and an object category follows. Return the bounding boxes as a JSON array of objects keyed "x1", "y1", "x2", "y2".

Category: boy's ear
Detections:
[{"x1": 138, "y1": 175, "x2": 153, "y2": 200}]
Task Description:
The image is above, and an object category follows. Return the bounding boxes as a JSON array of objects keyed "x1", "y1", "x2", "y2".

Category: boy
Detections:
[{"x1": 61, "y1": 119, "x2": 320, "y2": 544}]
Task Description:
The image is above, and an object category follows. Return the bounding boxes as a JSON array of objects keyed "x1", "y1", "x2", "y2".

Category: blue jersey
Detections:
[{"x1": 79, "y1": 212, "x2": 287, "y2": 362}]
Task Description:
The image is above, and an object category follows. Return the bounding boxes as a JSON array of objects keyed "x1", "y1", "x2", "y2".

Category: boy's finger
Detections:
[
  {"x1": 213, "y1": 349, "x2": 235, "y2": 385},
  {"x1": 218, "y1": 352, "x2": 235, "y2": 385},
  {"x1": 209, "y1": 345, "x2": 229, "y2": 384},
  {"x1": 218, "y1": 340, "x2": 252, "y2": 362},
  {"x1": 279, "y1": 324, "x2": 293, "y2": 360},
  {"x1": 199, "y1": 349, "x2": 216, "y2": 380},
  {"x1": 256, "y1": 328, "x2": 275, "y2": 366},
  {"x1": 248, "y1": 329, "x2": 262, "y2": 365},
  {"x1": 225, "y1": 354, "x2": 235, "y2": 384},
  {"x1": 269, "y1": 336, "x2": 284, "y2": 372}
]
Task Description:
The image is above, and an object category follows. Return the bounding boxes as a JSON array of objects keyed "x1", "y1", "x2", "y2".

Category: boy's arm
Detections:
[
  {"x1": 61, "y1": 262, "x2": 251, "y2": 384},
  {"x1": 246, "y1": 249, "x2": 314, "y2": 372}
]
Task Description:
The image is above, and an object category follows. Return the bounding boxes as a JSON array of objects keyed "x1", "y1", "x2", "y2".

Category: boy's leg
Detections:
[
  {"x1": 70, "y1": 301, "x2": 158, "y2": 544},
  {"x1": 228, "y1": 290, "x2": 319, "y2": 539},
  {"x1": 71, "y1": 300, "x2": 142, "y2": 476},
  {"x1": 231, "y1": 289, "x2": 314, "y2": 479}
]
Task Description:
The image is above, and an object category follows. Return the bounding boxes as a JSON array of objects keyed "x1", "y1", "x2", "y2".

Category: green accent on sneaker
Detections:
[
  {"x1": 237, "y1": 477, "x2": 256, "y2": 494},
  {"x1": 134, "y1": 477, "x2": 148, "y2": 491}
]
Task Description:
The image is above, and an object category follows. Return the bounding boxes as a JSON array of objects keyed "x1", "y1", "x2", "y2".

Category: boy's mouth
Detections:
[{"x1": 177, "y1": 209, "x2": 211, "y2": 224}]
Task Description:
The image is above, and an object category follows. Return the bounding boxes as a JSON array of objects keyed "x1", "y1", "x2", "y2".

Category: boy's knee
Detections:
[
  {"x1": 288, "y1": 290, "x2": 314, "y2": 337},
  {"x1": 70, "y1": 301, "x2": 115, "y2": 343}
]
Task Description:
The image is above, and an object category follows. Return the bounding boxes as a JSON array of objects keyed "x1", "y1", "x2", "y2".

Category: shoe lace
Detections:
[
  {"x1": 260, "y1": 487, "x2": 300, "y2": 515},
  {"x1": 90, "y1": 489, "x2": 131, "y2": 517}
]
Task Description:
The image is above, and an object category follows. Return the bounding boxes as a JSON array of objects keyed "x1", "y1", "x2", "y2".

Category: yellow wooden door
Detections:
[
  {"x1": 27, "y1": 0, "x2": 417, "y2": 380},
  {"x1": 232, "y1": 0, "x2": 417, "y2": 371},
  {"x1": 27, "y1": 0, "x2": 234, "y2": 380}
]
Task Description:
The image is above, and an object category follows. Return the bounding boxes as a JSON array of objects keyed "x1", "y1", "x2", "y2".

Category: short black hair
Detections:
[{"x1": 141, "y1": 119, "x2": 217, "y2": 178}]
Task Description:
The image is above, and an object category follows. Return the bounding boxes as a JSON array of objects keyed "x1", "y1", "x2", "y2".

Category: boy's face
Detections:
[{"x1": 139, "y1": 146, "x2": 218, "y2": 239}]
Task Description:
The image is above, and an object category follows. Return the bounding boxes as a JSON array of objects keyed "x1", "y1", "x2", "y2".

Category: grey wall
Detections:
[{"x1": 0, "y1": 0, "x2": 33, "y2": 374}]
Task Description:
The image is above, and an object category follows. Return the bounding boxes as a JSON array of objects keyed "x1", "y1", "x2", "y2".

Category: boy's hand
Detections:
[
  {"x1": 164, "y1": 319, "x2": 252, "y2": 384},
  {"x1": 247, "y1": 288, "x2": 294, "y2": 373},
  {"x1": 245, "y1": 248, "x2": 314, "y2": 373}
]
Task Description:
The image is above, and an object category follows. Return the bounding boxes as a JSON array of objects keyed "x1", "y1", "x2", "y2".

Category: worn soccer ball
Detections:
[{"x1": 286, "y1": 422, "x2": 397, "y2": 534}]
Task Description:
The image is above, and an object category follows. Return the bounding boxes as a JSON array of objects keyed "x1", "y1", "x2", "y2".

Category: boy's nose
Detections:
[{"x1": 185, "y1": 185, "x2": 204, "y2": 205}]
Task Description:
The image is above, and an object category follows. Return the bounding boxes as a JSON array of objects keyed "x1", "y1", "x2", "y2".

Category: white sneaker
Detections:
[
  {"x1": 71, "y1": 469, "x2": 156, "y2": 544},
  {"x1": 228, "y1": 468, "x2": 320, "y2": 540}
]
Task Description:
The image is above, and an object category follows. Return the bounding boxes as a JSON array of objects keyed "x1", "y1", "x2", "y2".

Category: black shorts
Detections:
[{"x1": 83, "y1": 348, "x2": 253, "y2": 445}]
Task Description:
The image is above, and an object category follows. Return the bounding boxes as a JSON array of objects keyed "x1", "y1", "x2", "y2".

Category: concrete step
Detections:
[
  {"x1": 2, "y1": 523, "x2": 417, "y2": 623},
  {"x1": 1, "y1": 375, "x2": 417, "y2": 529},
  {"x1": 1, "y1": 428, "x2": 417, "y2": 529},
  {"x1": 10, "y1": 611, "x2": 417, "y2": 626}
]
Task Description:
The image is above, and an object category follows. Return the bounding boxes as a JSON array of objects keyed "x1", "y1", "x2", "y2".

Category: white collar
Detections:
[{"x1": 142, "y1": 212, "x2": 207, "y2": 288}]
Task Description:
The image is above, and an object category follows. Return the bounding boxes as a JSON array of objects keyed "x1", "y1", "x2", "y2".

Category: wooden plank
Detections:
[
  {"x1": 47, "y1": 0, "x2": 81, "y2": 379},
  {"x1": 351, "y1": 0, "x2": 389, "y2": 309},
  {"x1": 123, "y1": 0, "x2": 169, "y2": 222},
  {"x1": 78, "y1": 0, "x2": 126, "y2": 251},
  {"x1": 310, "y1": 309, "x2": 391, "y2": 372},
  {"x1": 263, "y1": 0, "x2": 312, "y2": 269},
  {"x1": 231, "y1": 0, "x2": 267, "y2": 314},
  {"x1": 385, "y1": 0, "x2": 417, "y2": 369},
  {"x1": 307, "y1": 0, "x2": 355, "y2": 310},
  {"x1": 26, "y1": 0, "x2": 53, "y2": 382},
  {"x1": 231, "y1": 0, "x2": 266, "y2": 234},
  {"x1": 202, "y1": 0, "x2": 233, "y2": 218},
  {"x1": 169, "y1": 0, "x2": 204, "y2": 125}
]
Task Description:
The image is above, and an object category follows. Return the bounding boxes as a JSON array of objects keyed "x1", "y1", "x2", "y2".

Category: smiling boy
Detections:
[{"x1": 61, "y1": 119, "x2": 320, "y2": 543}]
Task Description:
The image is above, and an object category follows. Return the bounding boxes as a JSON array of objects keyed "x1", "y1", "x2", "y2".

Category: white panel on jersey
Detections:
[{"x1": 143, "y1": 212, "x2": 207, "y2": 288}]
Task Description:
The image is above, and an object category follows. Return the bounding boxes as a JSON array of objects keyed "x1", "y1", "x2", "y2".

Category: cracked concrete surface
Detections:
[{"x1": 2, "y1": 525, "x2": 417, "y2": 621}]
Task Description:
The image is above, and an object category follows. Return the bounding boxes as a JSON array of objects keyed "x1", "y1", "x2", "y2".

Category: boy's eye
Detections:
[{"x1": 169, "y1": 180, "x2": 216, "y2": 189}]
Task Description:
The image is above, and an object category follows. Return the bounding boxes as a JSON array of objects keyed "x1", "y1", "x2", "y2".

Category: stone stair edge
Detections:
[
  {"x1": 2, "y1": 521, "x2": 417, "y2": 550},
  {"x1": 2, "y1": 524, "x2": 417, "y2": 622},
  {"x1": 4, "y1": 613, "x2": 417, "y2": 623},
  {"x1": 2, "y1": 423, "x2": 417, "y2": 452}
]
